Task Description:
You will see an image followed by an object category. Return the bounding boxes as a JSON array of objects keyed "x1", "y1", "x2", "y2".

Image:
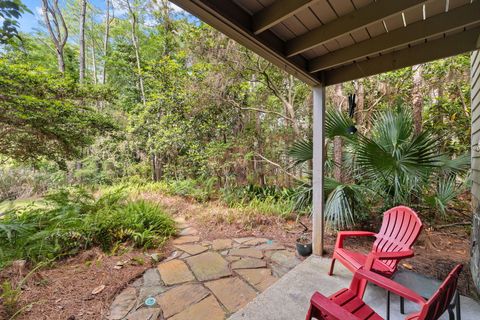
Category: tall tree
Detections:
[
  {"x1": 41, "y1": 0, "x2": 68, "y2": 74},
  {"x1": 125, "y1": 0, "x2": 146, "y2": 106},
  {"x1": 101, "y1": 0, "x2": 111, "y2": 84},
  {"x1": 355, "y1": 79, "x2": 365, "y2": 131},
  {"x1": 79, "y1": 0, "x2": 87, "y2": 82},
  {"x1": 412, "y1": 64, "x2": 424, "y2": 135}
]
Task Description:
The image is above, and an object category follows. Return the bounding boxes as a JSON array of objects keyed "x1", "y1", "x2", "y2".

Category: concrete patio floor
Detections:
[{"x1": 229, "y1": 255, "x2": 480, "y2": 320}]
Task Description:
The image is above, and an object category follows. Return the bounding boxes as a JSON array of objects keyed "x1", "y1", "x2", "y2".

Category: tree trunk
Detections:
[
  {"x1": 91, "y1": 43, "x2": 97, "y2": 84},
  {"x1": 412, "y1": 64, "x2": 424, "y2": 135},
  {"x1": 101, "y1": 0, "x2": 110, "y2": 85},
  {"x1": 79, "y1": 0, "x2": 87, "y2": 83},
  {"x1": 255, "y1": 107, "x2": 265, "y2": 187},
  {"x1": 355, "y1": 79, "x2": 365, "y2": 132},
  {"x1": 126, "y1": 0, "x2": 146, "y2": 106},
  {"x1": 56, "y1": 52, "x2": 65, "y2": 74},
  {"x1": 41, "y1": 0, "x2": 68, "y2": 74},
  {"x1": 333, "y1": 83, "x2": 345, "y2": 182}
]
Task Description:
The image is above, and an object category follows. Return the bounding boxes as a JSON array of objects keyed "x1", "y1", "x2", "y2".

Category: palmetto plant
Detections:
[
  {"x1": 290, "y1": 107, "x2": 469, "y2": 229},
  {"x1": 356, "y1": 108, "x2": 440, "y2": 205}
]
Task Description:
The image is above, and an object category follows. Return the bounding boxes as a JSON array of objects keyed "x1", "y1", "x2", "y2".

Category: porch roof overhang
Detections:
[{"x1": 171, "y1": 0, "x2": 480, "y2": 86}]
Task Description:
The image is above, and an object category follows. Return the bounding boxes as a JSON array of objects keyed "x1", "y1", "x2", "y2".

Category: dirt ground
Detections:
[{"x1": 0, "y1": 193, "x2": 476, "y2": 319}]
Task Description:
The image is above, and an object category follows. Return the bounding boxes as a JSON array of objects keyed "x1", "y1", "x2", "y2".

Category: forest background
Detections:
[{"x1": 0, "y1": 0, "x2": 473, "y2": 266}]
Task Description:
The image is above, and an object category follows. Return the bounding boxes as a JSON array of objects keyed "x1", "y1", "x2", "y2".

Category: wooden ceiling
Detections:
[{"x1": 171, "y1": 0, "x2": 480, "y2": 85}]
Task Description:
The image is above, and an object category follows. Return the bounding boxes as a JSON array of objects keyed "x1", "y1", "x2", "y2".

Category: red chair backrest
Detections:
[
  {"x1": 417, "y1": 264, "x2": 463, "y2": 320},
  {"x1": 372, "y1": 206, "x2": 422, "y2": 270}
]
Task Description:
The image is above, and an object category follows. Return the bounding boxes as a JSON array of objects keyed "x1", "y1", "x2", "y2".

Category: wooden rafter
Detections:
[
  {"x1": 322, "y1": 26, "x2": 480, "y2": 85},
  {"x1": 252, "y1": 0, "x2": 317, "y2": 35},
  {"x1": 285, "y1": 0, "x2": 428, "y2": 57},
  {"x1": 309, "y1": 1, "x2": 480, "y2": 73},
  {"x1": 171, "y1": 0, "x2": 321, "y2": 85}
]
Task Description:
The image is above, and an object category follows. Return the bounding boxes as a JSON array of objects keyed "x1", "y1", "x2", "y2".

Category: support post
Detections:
[{"x1": 312, "y1": 84, "x2": 325, "y2": 256}]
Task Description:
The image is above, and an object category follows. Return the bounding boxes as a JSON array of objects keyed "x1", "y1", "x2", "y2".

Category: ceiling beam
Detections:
[
  {"x1": 253, "y1": 0, "x2": 317, "y2": 35},
  {"x1": 322, "y1": 26, "x2": 480, "y2": 85},
  {"x1": 170, "y1": 0, "x2": 321, "y2": 85},
  {"x1": 285, "y1": 0, "x2": 428, "y2": 57},
  {"x1": 309, "y1": 1, "x2": 480, "y2": 73}
]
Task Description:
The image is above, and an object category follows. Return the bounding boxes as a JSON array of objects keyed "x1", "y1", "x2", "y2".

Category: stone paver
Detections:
[
  {"x1": 109, "y1": 233, "x2": 301, "y2": 320},
  {"x1": 212, "y1": 238, "x2": 233, "y2": 251},
  {"x1": 156, "y1": 283, "x2": 209, "y2": 318},
  {"x1": 186, "y1": 251, "x2": 232, "y2": 281},
  {"x1": 174, "y1": 244, "x2": 208, "y2": 255},
  {"x1": 157, "y1": 259, "x2": 195, "y2": 285},
  {"x1": 255, "y1": 242, "x2": 285, "y2": 251},
  {"x1": 233, "y1": 237, "x2": 256, "y2": 244},
  {"x1": 109, "y1": 287, "x2": 137, "y2": 320},
  {"x1": 226, "y1": 255, "x2": 241, "y2": 262},
  {"x1": 172, "y1": 236, "x2": 200, "y2": 244},
  {"x1": 137, "y1": 285, "x2": 166, "y2": 306},
  {"x1": 205, "y1": 277, "x2": 257, "y2": 313},
  {"x1": 243, "y1": 238, "x2": 269, "y2": 246},
  {"x1": 179, "y1": 252, "x2": 191, "y2": 259},
  {"x1": 270, "y1": 250, "x2": 302, "y2": 277},
  {"x1": 236, "y1": 268, "x2": 278, "y2": 292},
  {"x1": 125, "y1": 308, "x2": 161, "y2": 320},
  {"x1": 230, "y1": 248, "x2": 263, "y2": 259},
  {"x1": 232, "y1": 257, "x2": 266, "y2": 270},
  {"x1": 142, "y1": 268, "x2": 162, "y2": 287},
  {"x1": 169, "y1": 295, "x2": 225, "y2": 320},
  {"x1": 178, "y1": 227, "x2": 198, "y2": 236}
]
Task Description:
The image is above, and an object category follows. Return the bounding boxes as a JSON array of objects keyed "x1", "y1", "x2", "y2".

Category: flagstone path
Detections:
[{"x1": 108, "y1": 217, "x2": 303, "y2": 320}]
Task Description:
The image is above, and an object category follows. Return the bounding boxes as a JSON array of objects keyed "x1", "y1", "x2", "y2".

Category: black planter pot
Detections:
[{"x1": 296, "y1": 241, "x2": 312, "y2": 257}]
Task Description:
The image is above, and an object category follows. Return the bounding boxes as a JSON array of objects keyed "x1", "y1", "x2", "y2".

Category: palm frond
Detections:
[
  {"x1": 325, "y1": 109, "x2": 355, "y2": 140},
  {"x1": 437, "y1": 153, "x2": 471, "y2": 175},
  {"x1": 424, "y1": 176, "x2": 459, "y2": 216},
  {"x1": 289, "y1": 139, "x2": 312, "y2": 164},
  {"x1": 372, "y1": 108, "x2": 413, "y2": 151}
]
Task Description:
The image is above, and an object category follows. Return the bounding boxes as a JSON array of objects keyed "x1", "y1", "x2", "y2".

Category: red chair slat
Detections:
[
  {"x1": 329, "y1": 206, "x2": 422, "y2": 284},
  {"x1": 307, "y1": 265, "x2": 462, "y2": 320}
]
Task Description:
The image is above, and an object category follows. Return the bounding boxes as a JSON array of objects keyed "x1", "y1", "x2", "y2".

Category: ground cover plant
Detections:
[{"x1": 0, "y1": 188, "x2": 176, "y2": 268}]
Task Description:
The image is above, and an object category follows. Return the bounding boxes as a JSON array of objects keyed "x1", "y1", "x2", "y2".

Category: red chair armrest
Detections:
[
  {"x1": 354, "y1": 269, "x2": 427, "y2": 306},
  {"x1": 369, "y1": 249, "x2": 414, "y2": 260},
  {"x1": 364, "y1": 249, "x2": 414, "y2": 271},
  {"x1": 335, "y1": 231, "x2": 376, "y2": 248},
  {"x1": 310, "y1": 292, "x2": 362, "y2": 320}
]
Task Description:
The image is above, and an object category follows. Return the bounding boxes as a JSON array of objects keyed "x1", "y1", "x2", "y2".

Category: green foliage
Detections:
[
  {"x1": 0, "y1": 0, "x2": 30, "y2": 43},
  {"x1": 289, "y1": 140, "x2": 312, "y2": 165},
  {"x1": 290, "y1": 107, "x2": 469, "y2": 229},
  {"x1": 86, "y1": 200, "x2": 176, "y2": 250},
  {"x1": 0, "y1": 162, "x2": 66, "y2": 202},
  {"x1": 424, "y1": 177, "x2": 459, "y2": 217},
  {"x1": 0, "y1": 59, "x2": 115, "y2": 166},
  {"x1": 356, "y1": 109, "x2": 440, "y2": 205},
  {"x1": 0, "y1": 188, "x2": 175, "y2": 268}
]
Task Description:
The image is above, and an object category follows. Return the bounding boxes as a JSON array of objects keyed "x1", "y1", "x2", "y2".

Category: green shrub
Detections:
[
  {"x1": 0, "y1": 188, "x2": 175, "y2": 268},
  {"x1": 86, "y1": 200, "x2": 176, "y2": 250}
]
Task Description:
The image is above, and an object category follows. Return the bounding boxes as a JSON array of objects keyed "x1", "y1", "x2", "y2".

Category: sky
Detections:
[{"x1": 17, "y1": 0, "x2": 191, "y2": 33}]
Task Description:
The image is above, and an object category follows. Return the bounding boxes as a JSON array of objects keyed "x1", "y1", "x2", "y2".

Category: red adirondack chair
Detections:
[
  {"x1": 329, "y1": 206, "x2": 422, "y2": 295},
  {"x1": 306, "y1": 264, "x2": 463, "y2": 320}
]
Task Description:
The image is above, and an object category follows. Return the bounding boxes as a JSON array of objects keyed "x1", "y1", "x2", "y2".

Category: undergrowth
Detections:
[
  {"x1": 0, "y1": 188, "x2": 176, "y2": 269},
  {"x1": 100, "y1": 178, "x2": 309, "y2": 219}
]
